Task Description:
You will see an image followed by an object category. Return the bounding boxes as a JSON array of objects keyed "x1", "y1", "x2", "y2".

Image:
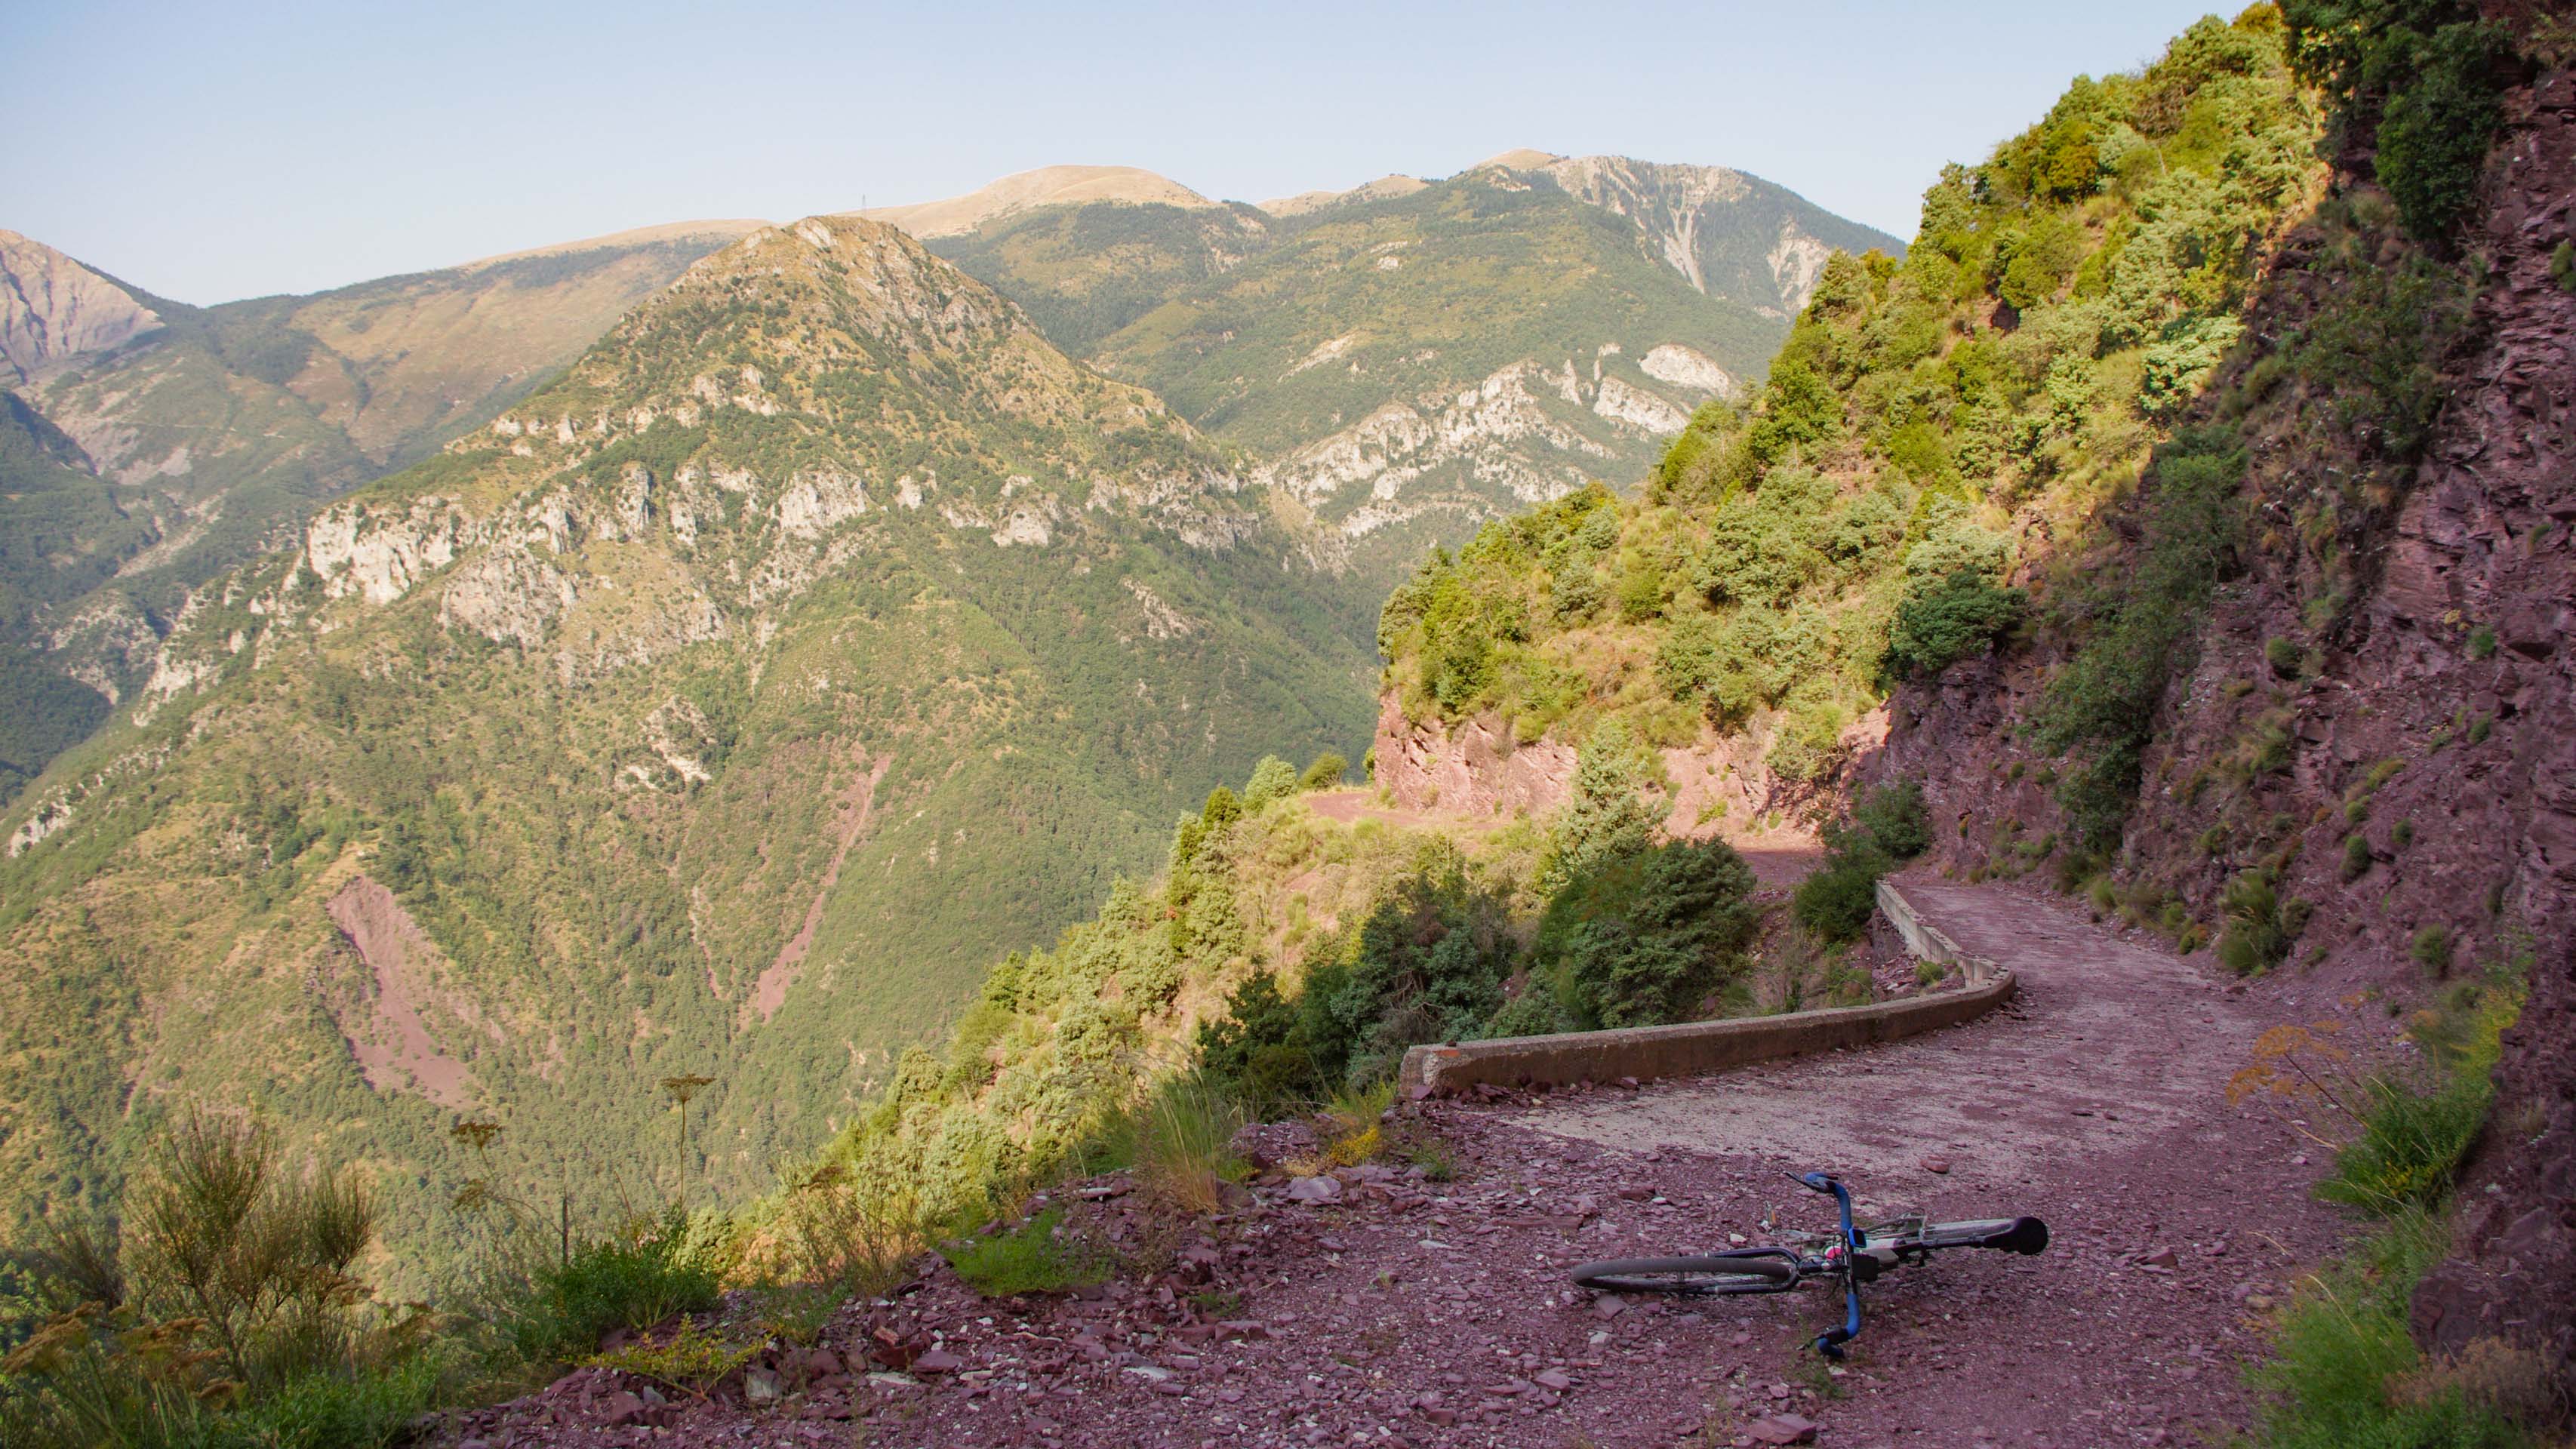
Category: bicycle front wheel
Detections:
[{"x1": 1571, "y1": 1250, "x2": 1799, "y2": 1295}]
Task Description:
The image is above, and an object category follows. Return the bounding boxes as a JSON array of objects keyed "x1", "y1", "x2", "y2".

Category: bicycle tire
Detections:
[{"x1": 1571, "y1": 1251, "x2": 1800, "y2": 1295}]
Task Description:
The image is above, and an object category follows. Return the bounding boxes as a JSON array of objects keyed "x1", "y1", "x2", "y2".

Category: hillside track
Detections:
[{"x1": 452, "y1": 878, "x2": 2365, "y2": 1449}]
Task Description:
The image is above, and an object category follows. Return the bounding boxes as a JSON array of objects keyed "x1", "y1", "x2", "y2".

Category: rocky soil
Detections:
[{"x1": 444, "y1": 878, "x2": 2356, "y2": 1448}]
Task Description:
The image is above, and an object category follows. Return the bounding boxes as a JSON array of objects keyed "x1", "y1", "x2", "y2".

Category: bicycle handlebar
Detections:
[{"x1": 1790, "y1": 1171, "x2": 1863, "y2": 1359}]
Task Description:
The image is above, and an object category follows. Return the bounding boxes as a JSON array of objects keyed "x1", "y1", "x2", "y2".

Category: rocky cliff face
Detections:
[
  {"x1": 1505, "y1": 153, "x2": 1877, "y2": 315},
  {"x1": 1368, "y1": 692, "x2": 1824, "y2": 857},
  {"x1": 1864, "y1": 61, "x2": 2576, "y2": 1384}
]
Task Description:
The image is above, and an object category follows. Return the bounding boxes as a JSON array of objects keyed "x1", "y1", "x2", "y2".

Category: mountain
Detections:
[
  {"x1": 919, "y1": 152, "x2": 1902, "y2": 584},
  {"x1": 0, "y1": 221, "x2": 762, "y2": 801},
  {"x1": 854, "y1": 165, "x2": 1220, "y2": 238},
  {"x1": 0, "y1": 215, "x2": 1375, "y2": 1282}
]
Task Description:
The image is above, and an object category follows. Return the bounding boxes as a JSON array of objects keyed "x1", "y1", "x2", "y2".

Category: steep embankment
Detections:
[
  {"x1": 1880, "y1": 45, "x2": 2576, "y2": 1377},
  {"x1": 0, "y1": 216, "x2": 1374, "y2": 1284}
]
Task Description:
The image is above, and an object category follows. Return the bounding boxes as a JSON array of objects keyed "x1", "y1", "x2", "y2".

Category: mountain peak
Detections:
[
  {"x1": 1473, "y1": 147, "x2": 1565, "y2": 171},
  {"x1": 1254, "y1": 174, "x2": 1430, "y2": 217},
  {"x1": 852, "y1": 166, "x2": 1217, "y2": 239},
  {"x1": 0, "y1": 229, "x2": 162, "y2": 383}
]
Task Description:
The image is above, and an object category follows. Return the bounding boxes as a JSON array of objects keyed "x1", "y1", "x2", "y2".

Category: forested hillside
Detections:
[
  {"x1": 1380, "y1": 11, "x2": 2324, "y2": 818},
  {"x1": 0, "y1": 217, "x2": 1374, "y2": 1286},
  {"x1": 0, "y1": 225, "x2": 760, "y2": 804}
]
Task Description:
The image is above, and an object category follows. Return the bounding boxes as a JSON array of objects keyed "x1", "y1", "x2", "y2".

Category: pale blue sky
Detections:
[{"x1": 8, "y1": 1, "x2": 2231, "y2": 304}]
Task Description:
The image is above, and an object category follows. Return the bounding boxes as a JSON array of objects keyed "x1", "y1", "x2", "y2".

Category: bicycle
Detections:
[{"x1": 1569, "y1": 1171, "x2": 2048, "y2": 1358}]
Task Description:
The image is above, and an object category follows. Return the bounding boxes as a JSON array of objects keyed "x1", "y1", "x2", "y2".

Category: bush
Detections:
[
  {"x1": 1792, "y1": 783, "x2": 1932, "y2": 943},
  {"x1": 2036, "y1": 429, "x2": 2248, "y2": 851},
  {"x1": 2344, "y1": 832, "x2": 2375, "y2": 882},
  {"x1": 0, "y1": 1115, "x2": 434, "y2": 1449},
  {"x1": 1131, "y1": 1076, "x2": 1246, "y2": 1216},
  {"x1": 2266, "y1": 637, "x2": 2304, "y2": 678},
  {"x1": 2217, "y1": 868, "x2": 2290, "y2": 976},
  {"x1": 1298, "y1": 752, "x2": 1349, "y2": 791},
  {"x1": 1535, "y1": 838, "x2": 1762, "y2": 1029},
  {"x1": 1196, "y1": 971, "x2": 1327, "y2": 1117},
  {"x1": 2251, "y1": 1211, "x2": 2532, "y2": 1448},
  {"x1": 1242, "y1": 756, "x2": 1300, "y2": 810},
  {"x1": 1882, "y1": 569, "x2": 2026, "y2": 680},
  {"x1": 1483, "y1": 990, "x2": 1573, "y2": 1038},
  {"x1": 502, "y1": 1203, "x2": 726, "y2": 1364},
  {"x1": 2284, "y1": 2, "x2": 2516, "y2": 242},
  {"x1": 2372, "y1": 21, "x2": 2513, "y2": 244},
  {"x1": 2411, "y1": 924, "x2": 2454, "y2": 974},
  {"x1": 585, "y1": 1317, "x2": 757, "y2": 1398},
  {"x1": 2318, "y1": 975, "x2": 2519, "y2": 1214},
  {"x1": 1297, "y1": 844, "x2": 1519, "y2": 1087},
  {"x1": 1793, "y1": 844, "x2": 1891, "y2": 941}
]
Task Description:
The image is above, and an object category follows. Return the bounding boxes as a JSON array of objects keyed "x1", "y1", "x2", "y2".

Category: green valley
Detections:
[{"x1": 0, "y1": 216, "x2": 1374, "y2": 1285}]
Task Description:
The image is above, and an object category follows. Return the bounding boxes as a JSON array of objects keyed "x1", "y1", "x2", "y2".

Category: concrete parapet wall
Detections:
[{"x1": 1398, "y1": 880, "x2": 2011, "y2": 1095}]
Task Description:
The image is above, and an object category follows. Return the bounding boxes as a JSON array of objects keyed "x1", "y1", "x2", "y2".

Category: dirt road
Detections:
[{"x1": 454, "y1": 875, "x2": 2366, "y2": 1449}]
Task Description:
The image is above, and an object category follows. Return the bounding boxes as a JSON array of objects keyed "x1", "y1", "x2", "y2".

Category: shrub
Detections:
[
  {"x1": 1195, "y1": 971, "x2": 1327, "y2": 1117},
  {"x1": 1483, "y1": 990, "x2": 1573, "y2": 1038},
  {"x1": 2317, "y1": 975, "x2": 2519, "y2": 1214},
  {"x1": 586, "y1": 1316, "x2": 758, "y2": 1399},
  {"x1": 2343, "y1": 833, "x2": 2374, "y2": 882},
  {"x1": 2467, "y1": 625, "x2": 2496, "y2": 660},
  {"x1": 1242, "y1": 756, "x2": 1300, "y2": 810},
  {"x1": 2251, "y1": 1211, "x2": 2531, "y2": 1447},
  {"x1": 1853, "y1": 780, "x2": 1932, "y2": 858},
  {"x1": 2284, "y1": 2, "x2": 2515, "y2": 242},
  {"x1": 1131, "y1": 1077, "x2": 1246, "y2": 1216},
  {"x1": 2217, "y1": 868, "x2": 2290, "y2": 976},
  {"x1": 1297, "y1": 844, "x2": 1519, "y2": 1086},
  {"x1": 503, "y1": 1203, "x2": 726, "y2": 1364},
  {"x1": 0, "y1": 1115, "x2": 435, "y2": 1449},
  {"x1": 1536, "y1": 838, "x2": 1762, "y2": 1029},
  {"x1": 2553, "y1": 240, "x2": 2576, "y2": 294},
  {"x1": 2411, "y1": 924, "x2": 2454, "y2": 974},
  {"x1": 2372, "y1": 21, "x2": 2515, "y2": 243},
  {"x1": 1793, "y1": 783, "x2": 1932, "y2": 943},
  {"x1": 2036, "y1": 429, "x2": 2248, "y2": 851},
  {"x1": 774, "y1": 1155, "x2": 931, "y2": 1298},
  {"x1": 941, "y1": 1211, "x2": 1109, "y2": 1297},
  {"x1": 1882, "y1": 569, "x2": 2026, "y2": 680},
  {"x1": 2265, "y1": 637, "x2": 2303, "y2": 678},
  {"x1": 1298, "y1": 752, "x2": 1349, "y2": 791}
]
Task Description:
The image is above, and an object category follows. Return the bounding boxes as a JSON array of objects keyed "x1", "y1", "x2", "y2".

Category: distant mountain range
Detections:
[
  {"x1": 0, "y1": 158, "x2": 1894, "y2": 1273},
  {"x1": 0, "y1": 158, "x2": 1892, "y2": 800}
]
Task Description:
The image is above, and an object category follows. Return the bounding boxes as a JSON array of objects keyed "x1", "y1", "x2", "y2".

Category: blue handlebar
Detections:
[{"x1": 1793, "y1": 1171, "x2": 1863, "y2": 1359}]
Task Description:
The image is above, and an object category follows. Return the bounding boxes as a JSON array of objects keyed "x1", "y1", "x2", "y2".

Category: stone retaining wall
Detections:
[{"x1": 1397, "y1": 879, "x2": 2012, "y2": 1096}]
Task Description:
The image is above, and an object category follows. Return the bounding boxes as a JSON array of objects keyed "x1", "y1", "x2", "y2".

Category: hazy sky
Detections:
[{"x1": 9, "y1": 0, "x2": 2230, "y2": 305}]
